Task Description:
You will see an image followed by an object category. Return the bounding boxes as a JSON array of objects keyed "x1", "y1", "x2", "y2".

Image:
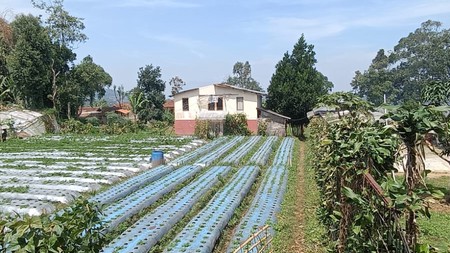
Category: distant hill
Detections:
[{"x1": 85, "y1": 88, "x2": 129, "y2": 106}]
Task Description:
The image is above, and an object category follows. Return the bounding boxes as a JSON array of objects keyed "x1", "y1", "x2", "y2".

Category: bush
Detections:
[
  {"x1": 85, "y1": 117, "x2": 100, "y2": 126},
  {"x1": 257, "y1": 119, "x2": 268, "y2": 136},
  {"x1": 0, "y1": 198, "x2": 105, "y2": 252},
  {"x1": 223, "y1": 113, "x2": 251, "y2": 136},
  {"x1": 194, "y1": 119, "x2": 212, "y2": 139}
]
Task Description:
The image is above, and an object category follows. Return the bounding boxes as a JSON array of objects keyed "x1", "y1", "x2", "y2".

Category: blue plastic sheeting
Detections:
[
  {"x1": 168, "y1": 137, "x2": 226, "y2": 166},
  {"x1": 194, "y1": 136, "x2": 244, "y2": 167},
  {"x1": 272, "y1": 137, "x2": 294, "y2": 166},
  {"x1": 226, "y1": 165, "x2": 288, "y2": 253},
  {"x1": 220, "y1": 136, "x2": 261, "y2": 165},
  {"x1": 100, "y1": 165, "x2": 203, "y2": 231},
  {"x1": 89, "y1": 164, "x2": 174, "y2": 205},
  {"x1": 101, "y1": 166, "x2": 232, "y2": 253},
  {"x1": 90, "y1": 137, "x2": 223, "y2": 206},
  {"x1": 248, "y1": 136, "x2": 278, "y2": 166},
  {"x1": 165, "y1": 166, "x2": 260, "y2": 253}
]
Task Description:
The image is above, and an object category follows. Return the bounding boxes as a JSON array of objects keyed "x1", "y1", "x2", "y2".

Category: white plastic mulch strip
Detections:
[
  {"x1": 1, "y1": 183, "x2": 92, "y2": 192},
  {"x1": 0, "y1": 175, "x2": 115, "y2": 184}
]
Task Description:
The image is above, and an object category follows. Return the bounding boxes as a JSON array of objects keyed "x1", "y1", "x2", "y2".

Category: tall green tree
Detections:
[
  {"x1": 31, "y1": 0, "x2": 87, "y2": 112},
  {"x1": 0, "y1": 17, "x2": 13, "y2": 78},
  {"x1": 267, "y1": 34, "x2": 333, "y2": 120},
  {"x1": 136, "y1": 64, "x2": 165, "y2": 121},
  {"x1": 351, "y1": 49, "x2": 395, "y2": 106},
  {"x1": 352, "y1": 20, "x2": 450, "y2": 105},
  {"x1": 390, "y1": 20, "x2": 450, "y2": 103},
  {"x1": 7, "y1": 14, "x2": 52, "y2": 109},
  {"x1": 226, "y1": 61, "x2": 263, "y2": 91},
  {"x1": 62, "y1": 55, "x2": 112, "y2": 117}
]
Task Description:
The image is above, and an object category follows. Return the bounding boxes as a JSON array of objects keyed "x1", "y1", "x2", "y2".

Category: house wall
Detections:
[{"x1": 173, "y1": 85, "x2": 261, "y2": 135}]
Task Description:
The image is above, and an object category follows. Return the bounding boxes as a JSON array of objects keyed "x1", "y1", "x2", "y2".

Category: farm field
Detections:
[
  {"x1": 0, "y1": 134, "x2": 296, "y2": 253},
  {"x1": 0, "y1": 133, "x2": 200, "y2": 216}
]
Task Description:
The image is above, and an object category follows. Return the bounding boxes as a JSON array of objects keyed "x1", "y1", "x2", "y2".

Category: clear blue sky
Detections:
[{"x1": 3, "y1": 0, "x2": 450, "y2": 95}]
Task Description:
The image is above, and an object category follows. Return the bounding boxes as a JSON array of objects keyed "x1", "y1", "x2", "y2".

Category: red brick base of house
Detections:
[
  {"x1": 247, "y1": 120, "x2": 258, "y2": 134},
  {"x1": 174, "y1": 120, "x2": 197, "y2": 135},
  {"x1": 174, "y1": 119, "x2": 259, "y2": 136}
]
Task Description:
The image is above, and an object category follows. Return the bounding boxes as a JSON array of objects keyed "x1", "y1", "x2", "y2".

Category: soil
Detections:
[
  {"x1": 430, "y1": 201, "x2": 450, "y2": 214},
  {"x1": 287, "y1": 141, "x2": 307, "y2": 253}
]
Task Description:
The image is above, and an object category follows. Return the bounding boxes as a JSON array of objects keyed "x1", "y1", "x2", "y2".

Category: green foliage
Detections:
[
  {"x1": 422, "y1": 80, "x2": 450, "y2": 106},
  {"x1": 226, "y1": 61, "x2": 263, "y2": 91},
  {"x1": 66, "y1": 55, "x2": 112, "y2": 110},
  {"x1": 308, "y1": 115, "x2": 406, "y2": 252},
  {"x1": 351, "y1": 49, "x2": 395, "y2": 106},
  {"x1": 223, "y1": 113, "x2": 251, "y2": 136},
  {"x1": 7, "y1": 14, "x2": 52, "y2": 109},
  {"x1": 352, "y1": 20, "x2": 450, "y2": 105},
  {"x1": 257, "y1": 119, "x2": 268, "y2": 136},
  {"x1": 162, "y1": 110, "x2": 174, "y2": 125},
  {"x1": 85, "y1": 116, "x2": 100, "y2": 126},
  {"x1": 128, "y1": 91, "x2": 146, "y2": 122},
  {"x1": 136, "y1": 64, "x2": 165, "y2": 122},
  {"x1": 267, "y1": 34, "x2": 333, "y2": 120},
  {"x1": 0, "y1": 198, "x2": 105, "y2": 252},
  {"x1": 317, "y1": 92, "x2": 374, "y2": 118},
  {"x1": 194, "y1": 119, "x2": 211, "y2": 139}
]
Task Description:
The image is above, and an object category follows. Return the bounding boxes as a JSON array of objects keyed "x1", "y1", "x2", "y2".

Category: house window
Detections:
[
  {"x1": 217, "y1": 97, "x2": 223, "y2": 111},
  {"x1": 208, "y1": 96, "x2": 223, "y2": 111},
  {"x1": 236, "y1": 97, "x2": 244, "y2": 111},
  {"x1": 182, "y1": 98, "x2": 189, "y2": 111}
]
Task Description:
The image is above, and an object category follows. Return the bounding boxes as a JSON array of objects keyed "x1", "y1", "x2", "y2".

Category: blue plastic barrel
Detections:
[{"x1": 151, "y1": 150, "x2": 164, "y2": 167}]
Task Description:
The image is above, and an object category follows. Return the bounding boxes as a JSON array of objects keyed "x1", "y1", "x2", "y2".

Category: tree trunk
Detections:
[
  {"x1": 405, "y1": 144, "x2": 418, "y2": 250},
  {"x1": 67, "y1": 102, "x2": 71, "y2": 119}
]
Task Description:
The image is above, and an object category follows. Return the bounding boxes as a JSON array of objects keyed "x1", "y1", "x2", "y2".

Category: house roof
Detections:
[
  {"x1": 214, "y1": 83, "x2": 266, "y2": 95},
  {"x1": 116, "y1": 109, "x2": 130, "y2": 115},
  {"x1": 163, "y1": 99, "x2": 174, "y2": 108},
  {"x1": 174, "y1": 83, "x2": 266, "y2": 96},
  {"x1": 257, "y1": 107, "x2": 291, "y2": 120}
]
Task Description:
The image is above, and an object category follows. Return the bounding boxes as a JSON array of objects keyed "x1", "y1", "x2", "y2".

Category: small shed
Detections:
[{"x1": 257, "y1": 108, "x2": 291, "y2": 136}]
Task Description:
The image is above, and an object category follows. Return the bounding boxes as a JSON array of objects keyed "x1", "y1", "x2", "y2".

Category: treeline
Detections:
[
  {"x1": 352, "y1": 20, "x2": 450, "y2": 106},
  {"x1": 0, "y1": 0, "x2": 113, "y2": 118}
]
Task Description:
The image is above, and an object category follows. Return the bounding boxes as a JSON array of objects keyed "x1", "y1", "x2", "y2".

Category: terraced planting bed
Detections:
[
  {"x1": 0, "y1": 133, "x2": 200, "y2": 216},
  {"x1": 1, "y1": 135, "x2": 297, "y2": 253}
]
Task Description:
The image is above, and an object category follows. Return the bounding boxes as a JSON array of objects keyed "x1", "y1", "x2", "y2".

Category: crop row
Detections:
[
  {"x1": 227, "y1": 165, "x2": 288, "y2": 252},
  {"x1": 90, "y1": 138, "x2": 224, "y2": 205},
  {"x1": 165, "y1": 166, "x2": 260, "y2": 253},
  {"x1": 272, "y1": 137, "x2": 294, "y2": 166},
  {"x1": 194, "y1": 136, "x2": 245, "y2": 167},
  {"x1": 101, "y1": 166, "x2": 232, "y2": 253},
  {"x1": 248, "y1": 136, "x2": 278, "y2": 166},
  {"x1": 220, "y1": 136, "x2": 261, "y2": 165},
  {"x1": 100, "y1": 165, "x2": 203, "y2": 231},
  {"x1": 0, "y1": 137, "x2": 203, "y2": 216},
  {"x1": 167, "y1": 137, "x2": 226, "y2": 166}
]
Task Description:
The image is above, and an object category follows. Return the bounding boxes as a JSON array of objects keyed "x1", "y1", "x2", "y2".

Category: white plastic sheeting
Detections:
[{"x1": 0, "y1": 109, "x2": 46, "y2": 137}]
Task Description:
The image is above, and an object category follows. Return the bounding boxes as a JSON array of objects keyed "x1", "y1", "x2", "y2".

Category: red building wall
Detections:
[
  {"x1": 175, "y1": 119, "x2": 258, "y2": 135},
  {"x1": 174, "y1": 120, "x2": 196, "y2": 135}
]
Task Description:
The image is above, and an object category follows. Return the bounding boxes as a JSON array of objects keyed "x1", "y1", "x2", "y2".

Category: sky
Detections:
[{"x1": 2, "y1": 0, "x2": 450, "y2": 96}]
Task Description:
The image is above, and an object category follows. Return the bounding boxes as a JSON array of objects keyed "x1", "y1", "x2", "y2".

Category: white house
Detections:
[{"x1": 173, "y1": 83, "x2": 265, "y2": 135}]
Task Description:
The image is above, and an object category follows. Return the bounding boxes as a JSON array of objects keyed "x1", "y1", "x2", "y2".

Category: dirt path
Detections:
[{"x1": 287, "y1": 141, "x2": 307, "y2": 252}]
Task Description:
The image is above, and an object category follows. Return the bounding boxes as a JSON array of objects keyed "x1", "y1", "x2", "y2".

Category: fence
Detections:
[
  {"x1": 232, "y1": 225, "x2": 273, "y2": 253},
  {"x1": 363, "y1": 173, "x2": 411, "y2": 253}
]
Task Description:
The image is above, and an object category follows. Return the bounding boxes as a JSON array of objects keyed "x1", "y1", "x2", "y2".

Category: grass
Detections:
[
  {"x1": 272, "y1": 139, "x2": 326, "y2": 253},
  {"x1": 418, "y1": 175, "x2": 450, "y2": 252},
  {"x1": 418, "y1": 211, "x2": 450, "y2": 252}
]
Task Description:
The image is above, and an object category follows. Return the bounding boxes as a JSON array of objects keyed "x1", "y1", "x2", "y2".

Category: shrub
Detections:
[
  {"x1": 224, "y1": 113, "x2": 251, "y2": 136},
  {"x1": 85, "y1": 117, "x2": 100, "y2": 126},
  {"x1": 194, "y1": 119, "x2": 211, "y2": 139},
  {"x1": 0, "y1": 198, "x2": 105, "y2": 252},
  {"x1": 257, "y1": 119, "x2": 268, "y2": 136}
]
